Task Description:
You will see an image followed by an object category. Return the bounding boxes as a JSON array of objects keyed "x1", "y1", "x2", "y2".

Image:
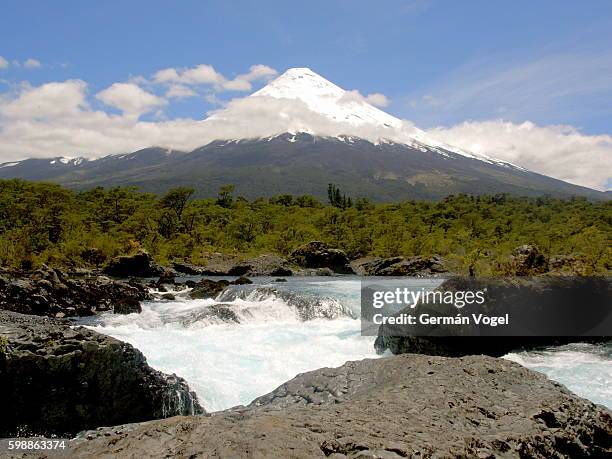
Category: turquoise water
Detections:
[{"x1": 82, "y1": 277, "x2": 612, "y2": 411}]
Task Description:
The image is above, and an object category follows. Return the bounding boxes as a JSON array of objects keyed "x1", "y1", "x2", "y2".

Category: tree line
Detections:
[{"x1": 0, "y1": 179, "x2": 609, "y2": 275}]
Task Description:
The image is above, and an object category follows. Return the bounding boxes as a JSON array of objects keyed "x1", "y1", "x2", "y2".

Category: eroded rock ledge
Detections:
[
  {"x1": 0, "y1": 311, "x2": 204, "y2": 438},
  {"x1": 71, "y1": 354, "x2": 611, "y2": 458}
]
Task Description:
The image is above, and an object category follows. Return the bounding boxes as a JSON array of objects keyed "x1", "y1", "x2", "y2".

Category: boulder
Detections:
[
  {"x1": 508, "y1": 244, "x2": 548, "y2": 275},
  {"x1": 71, "y1": 354, "x2": 612, "y2": 457},
  {"x1": 374, "y1": 276, "x2": 612, "y2": 357},
  {"x1": 0, "y1": 311, "x2": 203, "y2": 438},
  {"x1": 350, "y1": 255, "x2": 447, "y2": 276},
  {"x1": 172, "y1": 262, "x2": 207, "y2": 275},
  {"x1": 289, "y1": 241, "x2": 351, "y2": 273},
  {"x1": 113, "y1": 297, "x2": 142, "y2": 315},
  {"x1": 103, "y1": 250, "x2": 164, "y2": 278},
  {"x1": 156, "y1": 268, "x2": 177, "y2": 285},
  {"x1": 188, "y1": 279, "x2": 229, "y2": 299},
  {"x1": 0, "y1": 268, "x2": 151, "y2": 317},
  {"x1": 229, "y1": 254, "x2": 294, "y2": 276},
  {"x1": 231, "y1": 276, "x2": 253, "y2": 285}
]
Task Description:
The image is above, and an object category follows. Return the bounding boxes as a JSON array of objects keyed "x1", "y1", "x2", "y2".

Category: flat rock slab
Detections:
[{"x1": 69, "y1": 354, "x2": 612, "y2": 458}]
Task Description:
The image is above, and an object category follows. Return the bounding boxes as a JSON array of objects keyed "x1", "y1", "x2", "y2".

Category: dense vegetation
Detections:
[{"x1": 0, "y1": 179, "x2": 609, "y2": 275}]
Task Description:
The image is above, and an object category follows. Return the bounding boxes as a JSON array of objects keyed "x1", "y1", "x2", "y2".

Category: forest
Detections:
[{"x1": 0, "y1": 179, "x2": 609, "y2": 275}]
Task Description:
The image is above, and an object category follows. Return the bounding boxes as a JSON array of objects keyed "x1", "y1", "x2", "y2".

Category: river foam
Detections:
[{"x1": 82, "y1": 277, "x2": 612, "y2": 411}]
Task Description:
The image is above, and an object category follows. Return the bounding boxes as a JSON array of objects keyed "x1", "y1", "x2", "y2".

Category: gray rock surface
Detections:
[
  {"x1": 0, "y1": 311, "x2": 204, "y2": 438},
  {"x1": 350, "y1": 255, "x2": 447, "y2": 276},
  {"x1": 69, "y1": 354, "x2": 612, "y2": 458},
  {"x1": 174, "y1": 253, "x2": 294, "y2": 276}
]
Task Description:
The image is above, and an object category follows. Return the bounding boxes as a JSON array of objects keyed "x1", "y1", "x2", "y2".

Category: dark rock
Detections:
[
  {"x1": 0, "y1": 311, "x2": 204, "y2": 438},
  {"x1": 508, "y1": 244, "x2": 548, "y2": 275},
  {"x1": 156, "y1": 268, "x2": 176, "y2": 285},
  {"x1": 375, "y1": 276, "x2": 612, "y2": 357},
  {"x1": 161, "y1": 293, "x2": 176, "y2": 301},
  {"x1": 350, "y1": 255, "x2": 447, "y2": 276},
  {"x1": 113, "y1": 297, "x2": 142, "y2": 315},
  {"x1": 71, "y1": 354, "x2": 612, "y2": 458},
  {"x1": 103, "y1": 250, "x2": 164, "y2": 278},
  {"x1": 274, "y1": 278, "x2": 288, "y2": 282},
  {"x1": 0, "y1": 269, "x2": 151, "y2": 318},
  {"x1": 172, "y1": 262, "x2": 207, "y2": 275},
  {"x1": 188, "y1": 279, "x2": 229, "y2": 299},
  {"x1": 289, "y1": 241, "x2": 351, "y2": 273},
  {"x1": 231, "y1": 276, "x2": 253, "y2": 285}
]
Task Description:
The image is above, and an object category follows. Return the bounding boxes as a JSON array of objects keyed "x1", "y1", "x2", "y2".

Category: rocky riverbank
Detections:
[
  {"x1": 173, "y1": 242, "x2": 451, "y2": 277},
  {"x1": 0, "y1": 310, "x2": 204, "y2": 438},
  {"x1": 0, "y1": 267, "x2": 151, "y2": 318},
  {"x1": 67, "y1": 354, "x2": 612, "y2": 458}
]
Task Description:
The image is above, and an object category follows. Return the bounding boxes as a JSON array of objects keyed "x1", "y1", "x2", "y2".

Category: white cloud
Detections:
[
  {"x1": 240, "y1": 64, "x2": 277, "y2": 81},
  {"x1": 181, "y1": 64, "x2": 225, "y2": 86},
  {"x1": 365, "y1": 92, "x2": 389, "y2": 107},
  {"x1": 0, "y1": 56, "x2": 8, "y2": 69},
  {"x1": 0, "y1": 75, "x2": 609, "y2": 191},
  {"x1": 23, "y1": 58, "x2": 41, "y2": 69},
  {"x1": 152, "y1": 67, "x2": 180, "y2": 84},
  {"x1": 152, "y1": 63, "x2": 277, "y2": 92},
  {"x1": 96, "y1": 83, "x2": 166, "y2": 117},
  {"x1": 166, "y1": 84, "x2": 197, "y2": 99},
  {"x1": 339, "y1": 89, "x2": 390, "y2": 108},
  {"x1": 427, "y1": 120, "x2": 612, "y2": 191},
  {"x1": 0, "y1": 80, "x2": 88, "y2": 119}
]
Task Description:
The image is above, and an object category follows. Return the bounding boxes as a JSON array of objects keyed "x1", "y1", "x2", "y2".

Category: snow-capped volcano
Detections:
[
  {"x1": 226, "y1": 67, "x2": 517, "y2": 168},
  {"x1": 251, "y1": 67, "x2": 402, "y2": 129},
  {"x1": 0, "y1": 67, "x2": 605, "y2": 201}
]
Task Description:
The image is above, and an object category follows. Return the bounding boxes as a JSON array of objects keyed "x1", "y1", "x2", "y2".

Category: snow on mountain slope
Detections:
[
  {"x1": 246, "y1": 68, "x2": 521, "y2": 169},
  {"x1": 252, "y1": 67, "x2": 403, "y2": 129}
]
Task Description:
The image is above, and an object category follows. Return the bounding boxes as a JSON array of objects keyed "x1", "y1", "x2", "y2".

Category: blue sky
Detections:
[
  {"x1": 2, "y1": 0, "x2": 612, "y2": 132},
  {"x1": 0, "y1": 0, "x2": 611, "y2": 189}
]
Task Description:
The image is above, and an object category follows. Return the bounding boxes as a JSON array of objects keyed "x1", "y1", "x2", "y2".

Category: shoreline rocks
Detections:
[
  {"x1": 70, "y1": 354, "x2": 612, "y2": 458},
  {"x1": 0, "y1": 267, "x2": 151, "y2": 318},
  {"x1": 0, "y1": 310, "x2": 204, "y2": 438},
  {"x1": 174, "y1": 253, "x2": 295, "y2": 276}
]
